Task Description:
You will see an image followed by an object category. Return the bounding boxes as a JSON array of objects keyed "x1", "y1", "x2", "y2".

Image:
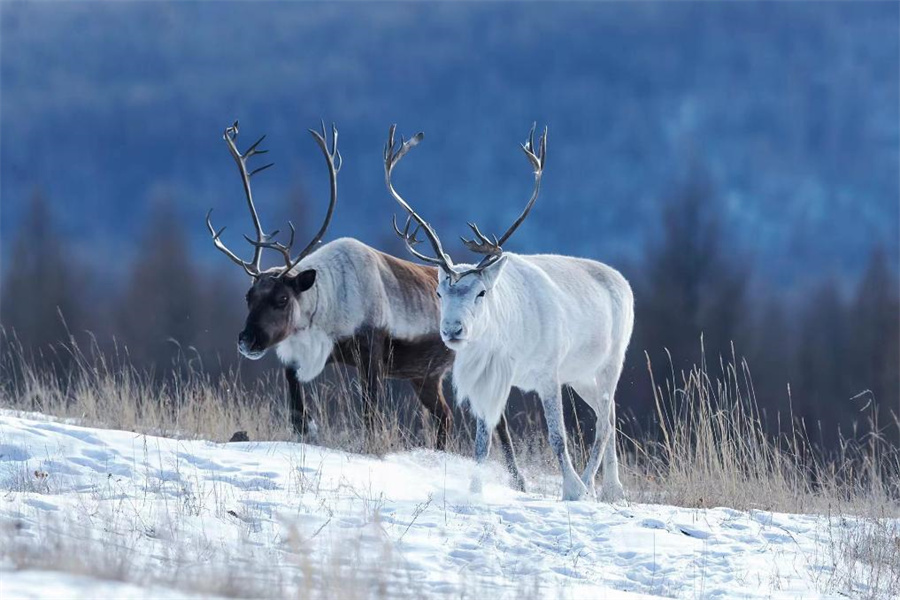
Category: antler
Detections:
[
  {"x1": 208, "y1": 120, "x2": 341, "y2": 278},
  {"x1": 384, "y1": 125, "x2": 456, "y2": 275},
  {"x1": 461, "y1": 123, "x2": 547, "y2": 256},
  {"x1": 242, "y1": 223, "x2": 294, "y2": 270},
  {"x1": 387, "y1": 123, "x2": 547, "y2": 281},
  {"x1": 295, "y1": 121, "x2": 341, "y2": 266},
  {"x1": 205, "y1": 209, "x2": 259, "y2": 278},
  {"x1": 206, "y1": 121, "x2": 274, "y2": 278},
  {"x1": 244, "y1": 121, "x2": 341, "y2": 275}
]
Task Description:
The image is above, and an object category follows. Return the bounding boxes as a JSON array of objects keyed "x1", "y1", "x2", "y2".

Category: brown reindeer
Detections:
[{"x1": 206, "y1": 121, "x2": 523, "y2": 489}]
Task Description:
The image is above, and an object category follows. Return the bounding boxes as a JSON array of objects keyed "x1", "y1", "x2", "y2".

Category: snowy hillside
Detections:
[{"x1": 0, "y1": 412, "x2": 886, "y2": 598}]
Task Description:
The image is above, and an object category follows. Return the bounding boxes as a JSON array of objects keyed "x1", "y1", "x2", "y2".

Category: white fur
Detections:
[
  {"x1": 272, "y1": 237, "x2": 438, "y2": 382},
  {"x1": 437, "y1": 252, "x2": 634, "y2": 501}
]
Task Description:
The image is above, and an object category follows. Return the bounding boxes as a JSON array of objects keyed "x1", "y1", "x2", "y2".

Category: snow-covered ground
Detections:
[{"x1": 0, "y1": 412, "x2": 881, "y2": 599}]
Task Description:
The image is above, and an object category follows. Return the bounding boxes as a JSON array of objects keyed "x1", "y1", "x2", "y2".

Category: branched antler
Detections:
[
  {"x1": 243, "y1": 223, "x2": 295, "y2": 269},
  {"x1": 206, "y1": 209, "x2": 259, "y2": 278},
  {"x1": 245, "y1": 121, "x2": 341, "y2": 274},
  {"x1": 391, "y1": 214, "x2": 447, "y2": 266},
  {"x1": 384, "y1": 125, "x2": 456, "y2": 275},
  {"x1": 206, "y1": 121, "x2": 274, "y2": 278},
  {"x1": 386, "y1": 123, "x2": 548, "y2": 281},
  {"x1": 461, "y1": 122, "x2": 547, "y2": 256},
  {"x1": 291, "y1": 120, "x2": 341, "y2": 269},
  {"x1": 207, "y1": 120, "x2": 340, "y2": 278}
]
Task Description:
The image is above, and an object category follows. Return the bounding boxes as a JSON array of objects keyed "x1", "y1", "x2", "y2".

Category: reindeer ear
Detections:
[
  {"x1": 480, "y1": 256, "x2": 507, "y2": 290},
  {"x1": 290, "y1": 269, "x2": 317, "y2": 293}
]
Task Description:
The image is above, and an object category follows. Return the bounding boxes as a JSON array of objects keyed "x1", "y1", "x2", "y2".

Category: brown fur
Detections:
[
  {"x1": 378, "y1": 252, "x2": 442, "y2": 317},
  {"x1": 328, "y1": 329, "x2": 454, "y2": 447}
]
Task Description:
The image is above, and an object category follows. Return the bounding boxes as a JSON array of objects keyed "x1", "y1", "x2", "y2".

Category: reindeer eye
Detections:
[
  {"x1": 477, "y1": 290, "x2": 486, "y2": 298},
  {"x1": 436, "y1": 291, "x2": 442, "y2": 299},
  {"x1": 275, "y1": 296, "x2": 289, "y2": 308}
]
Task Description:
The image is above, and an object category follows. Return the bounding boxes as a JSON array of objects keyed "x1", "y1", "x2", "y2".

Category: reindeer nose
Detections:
[
  {"x1": 441, "y1": 323, "x2": 465, "y2": 340},
  {"x1": 238, "y1": 331, "x2": 255, "y2": 349}
]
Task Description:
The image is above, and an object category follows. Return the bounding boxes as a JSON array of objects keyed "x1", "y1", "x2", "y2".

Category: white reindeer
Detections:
[{"x1": 384, "y1": 125, "x2": 633, "y2": 501}]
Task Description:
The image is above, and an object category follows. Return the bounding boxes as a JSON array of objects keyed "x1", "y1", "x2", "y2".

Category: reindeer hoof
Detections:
[
  {"x1": 562, "y1": 478, "x2": 589, "y2": 501},
  {"x1": 512, "y1": 475, "x2": 527, "y2": 493},
  {"x1": 292, "y1": 419, "x2": 320, "y2": 444},
  {"x1": 600, "y1": 483, "x2": 626, "y2": 504}
]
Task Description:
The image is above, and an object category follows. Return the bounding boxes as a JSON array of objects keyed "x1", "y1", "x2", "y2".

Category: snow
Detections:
[
  {"x1": 1, "y1": 571, "x2": 210, "y2": 600},
  {"x1": 0, "y1": 412, "x2": 867, "y2": 598}
]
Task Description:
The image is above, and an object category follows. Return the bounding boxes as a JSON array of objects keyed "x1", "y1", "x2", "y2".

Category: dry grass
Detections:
[
  {"x1": 620, "y1": 342, "x2": 900, "y2": 517},
  {"x1": 2, "y1": 329, "x2": 899, "y2": 598},
  {"x1": 0, "y1": 331, "x2": 289, "y2": 444},
  {"x1": 0, "y1": 513, "x2": 428, "y2": 599},
  {"x1": 616, "y1": 340, "x2": 900, "y2": 600},
  {"x1": 3, "y1": 329, "x2": 898, "y2": 515},
  {"x1": 815, "y1": 514, "x2": 900, "y2": 599},
  {"x1": 0, "y1": 330, "x2": 469, "y2": 455}
]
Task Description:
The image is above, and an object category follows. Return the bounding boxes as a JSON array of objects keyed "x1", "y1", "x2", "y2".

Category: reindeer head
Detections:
[
  {"x1": 207, "y1": 121, "x2": 340, "y2": 360},
  {"x1": 238, "y1": 269, "x2": 317, "y2": 359},
  {"x1": 384, "y1": 123, "x2": 546, "y2": 350}
]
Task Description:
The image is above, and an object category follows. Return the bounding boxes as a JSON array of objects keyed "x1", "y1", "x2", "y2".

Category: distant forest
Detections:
[
  {"x1": 3, "y1": 170, "x2": 897, "y2": 449},
  {"x1": 2, "y1": 2, "x2": 898, "y2": 286}
]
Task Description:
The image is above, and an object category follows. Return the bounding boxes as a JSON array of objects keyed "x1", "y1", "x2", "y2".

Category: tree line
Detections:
[{"x1": 2, "y1": 179, "x2": 898, "y2": 449}]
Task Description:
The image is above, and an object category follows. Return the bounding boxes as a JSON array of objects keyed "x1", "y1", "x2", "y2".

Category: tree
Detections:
[
  {"x1": 614, "y1": 165, "x2": 751, "y2": 433},
  {"x1": 0, "y1": 189, "x2": 86, "y2": 357},
  {"x1": 793, "y1": 278, "x2": 853, "y2": 443},
  {"x1": 116, "y1": 197, "x2": 204, "y2": 371},
  {"x1": 789, "y1": 248, "x2": 900, "y2": 447},
  {"x1": 849, "y1": 246, "x2": 900, "y2": 441},
  {"x1": 635, "y1": 166, "x2": 748, "y2": 368}
]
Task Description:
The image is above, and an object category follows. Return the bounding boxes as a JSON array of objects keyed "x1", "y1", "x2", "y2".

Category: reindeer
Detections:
[
  {"x1": 205, "y1": 121, "x2": 523, "y2": 479},
  {"x1": 385, "y1": 124, "x2": 634, "y2": 501}
]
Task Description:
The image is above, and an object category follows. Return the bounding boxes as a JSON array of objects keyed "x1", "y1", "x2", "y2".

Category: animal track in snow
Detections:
[{"x1": 0, "y1": 444, "x2": 31, "y2": 462}]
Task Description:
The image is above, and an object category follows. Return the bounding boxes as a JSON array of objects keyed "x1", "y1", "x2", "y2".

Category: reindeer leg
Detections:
[
  {"x1": 470, "y1": 416, "x2": 492, "y2": 493},
  {"x1": 361, "y1": 330, "x2": 386, "y2": 436},
  {"x1": 411, "y1": 374, "x2": 453, "y2": 451},
  {"x1": 495, "y1": 413, "x2": 526, "y2": 492},
  {"x1": 593, "y1": 365, "x2": 625, "y2": 503},
  {"x1": 286, "y1": 367, "x2": 316, "y2": 440},
  {"x1": 538, "y1": 379, "x2": 588, "y2": 501}
]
